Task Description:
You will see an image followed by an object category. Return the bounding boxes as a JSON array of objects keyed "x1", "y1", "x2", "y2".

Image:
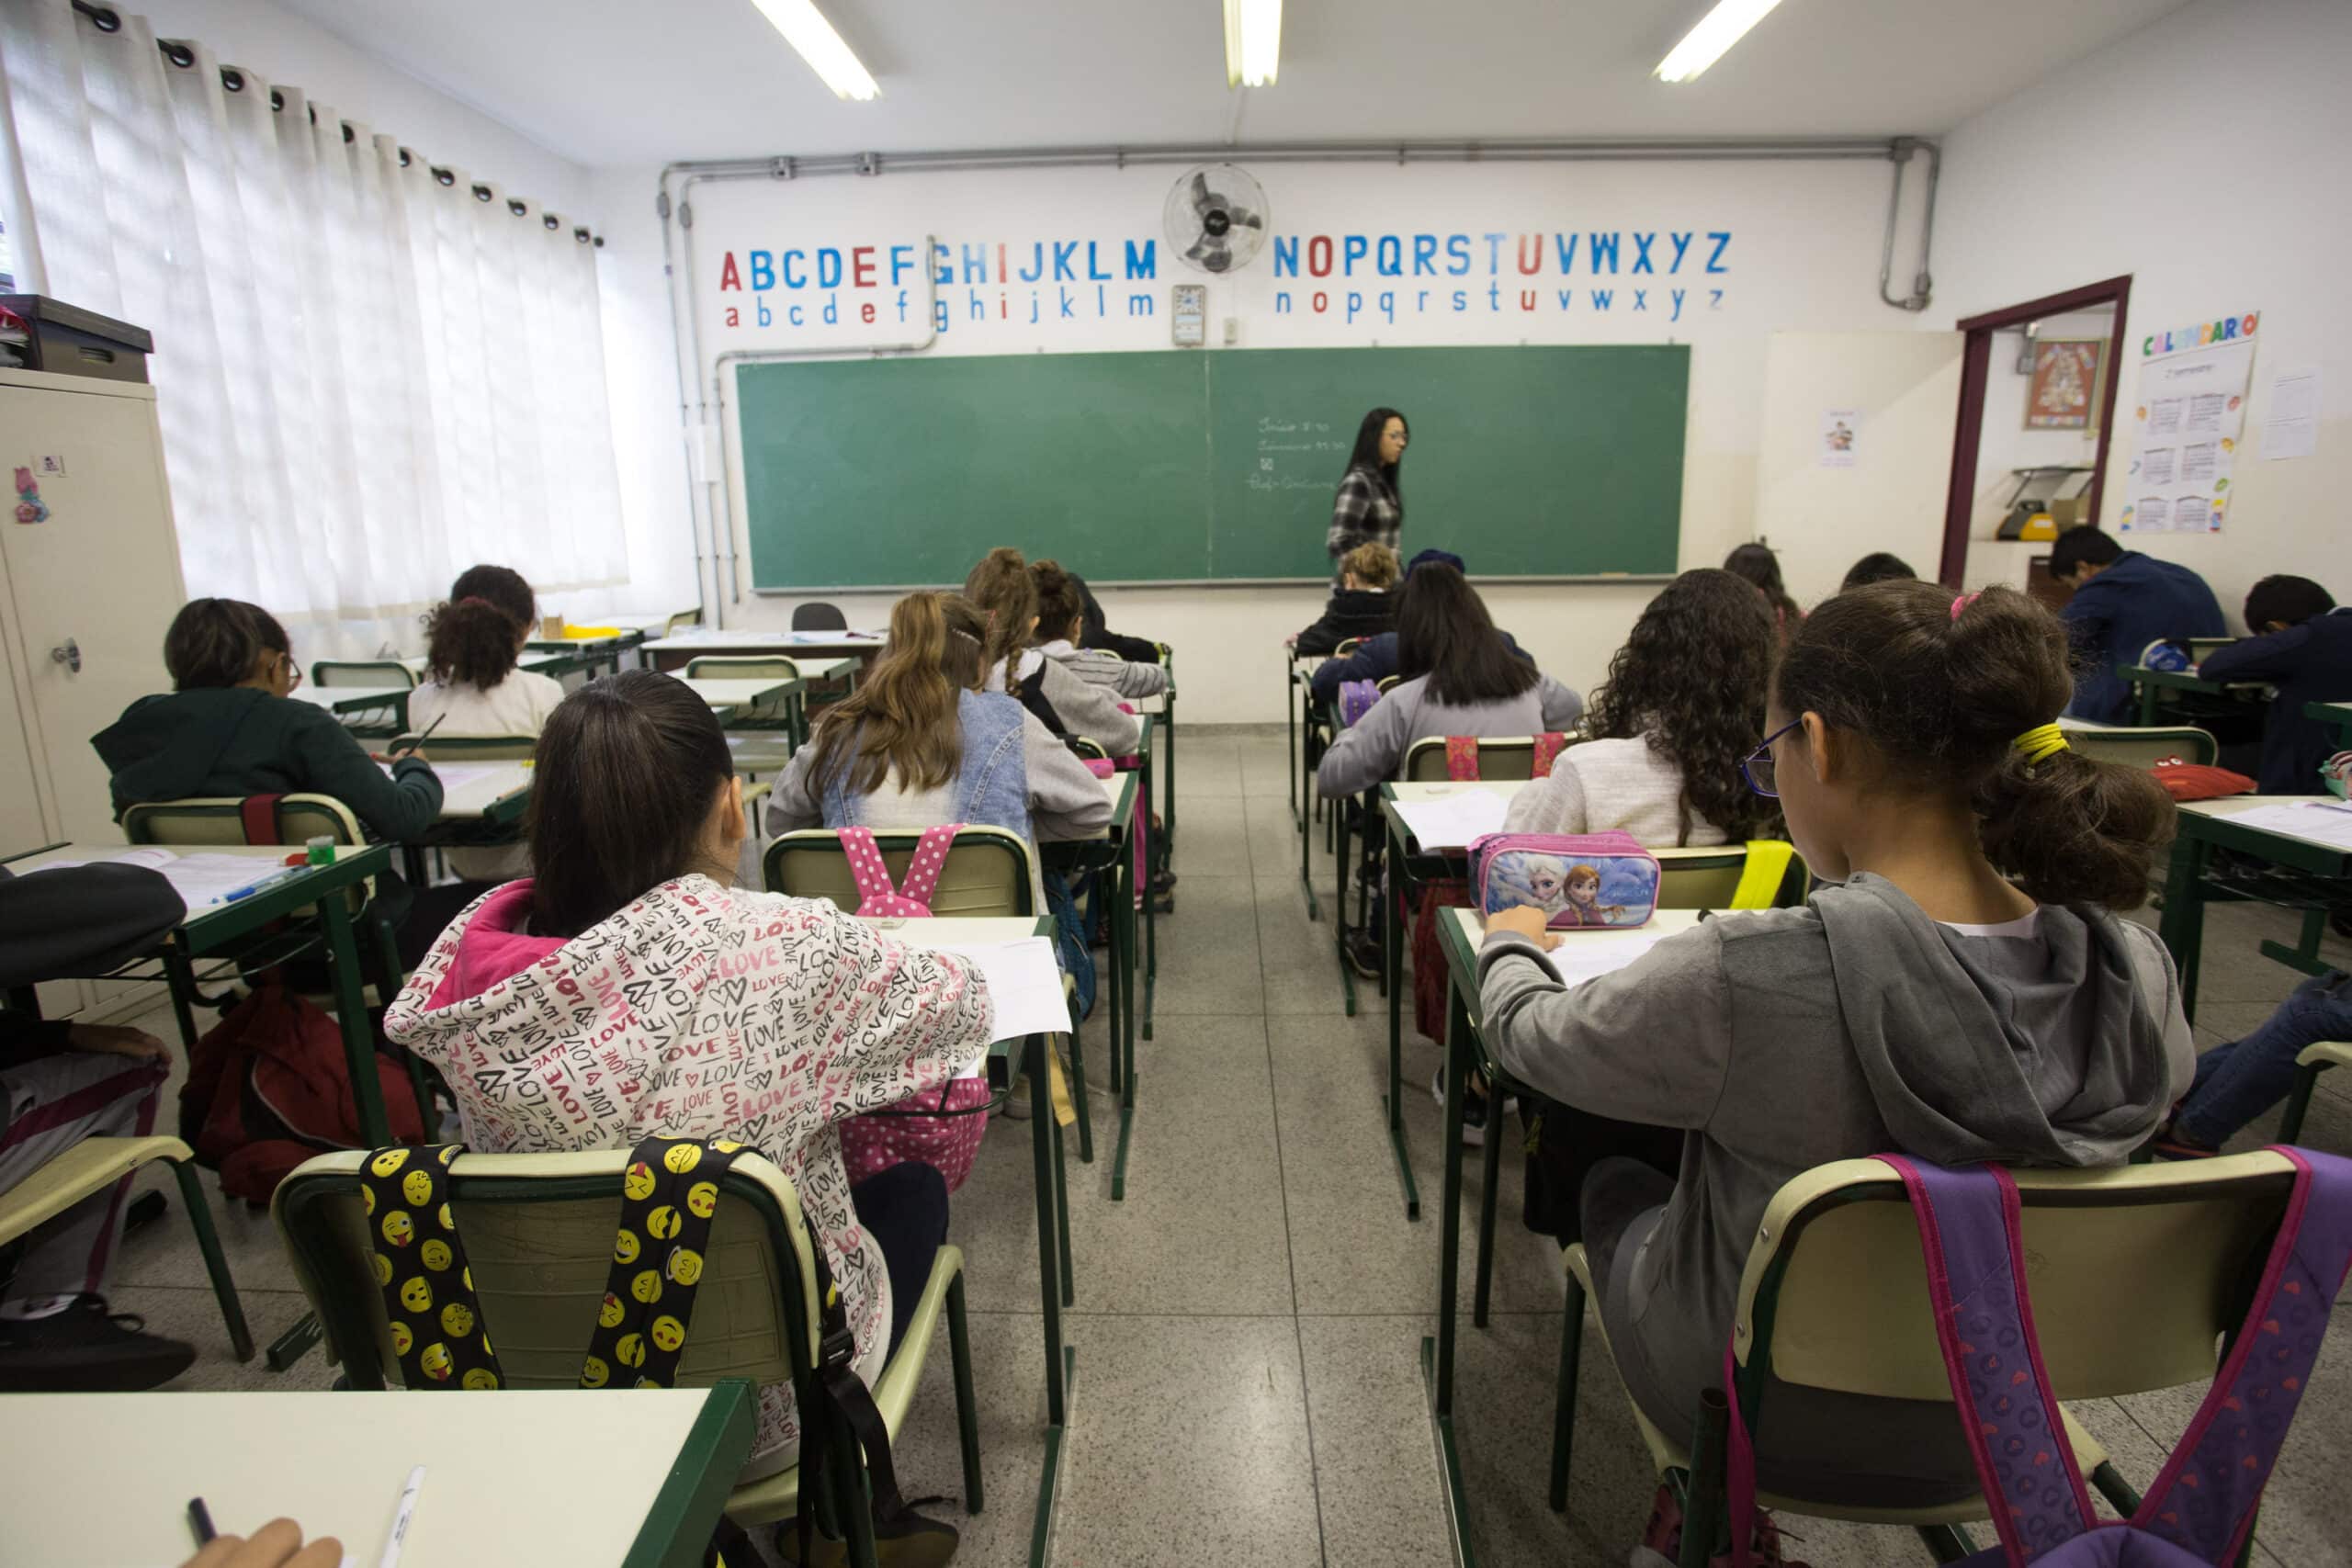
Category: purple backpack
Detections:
[
  {"x1": 1725, "y1": 1150, "x2": 2352, "y2": 1566},
  {"x1": 1337, "y1": 679, "x2": 1381, "y2": 728}
]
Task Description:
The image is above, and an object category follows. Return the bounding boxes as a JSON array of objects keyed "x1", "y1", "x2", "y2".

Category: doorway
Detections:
[{"x1": 1937, "y1": 276, "x2": 2133, "y2": 594}]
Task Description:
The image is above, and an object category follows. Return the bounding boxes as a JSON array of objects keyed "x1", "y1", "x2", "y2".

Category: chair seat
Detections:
[
  {"x1": 0, "y1": 1135, "x2": 192, "y2": 1243},
  {"x1": 724, "y1": 1246, "x2": 967, "y2": 1527},
  {"x1": 1561, "y1": 1245, "x2": 2109, "y2": 1529}
]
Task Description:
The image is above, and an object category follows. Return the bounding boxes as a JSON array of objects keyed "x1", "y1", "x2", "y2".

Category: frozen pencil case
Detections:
[{"x1": 1469, "y1": 830, "x2": 1660, "y2": 931}]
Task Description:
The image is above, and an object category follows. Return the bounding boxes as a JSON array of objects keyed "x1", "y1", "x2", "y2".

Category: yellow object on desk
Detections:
[{"x1": 563, "y1": 622, "x2": 623, "y2": 638}]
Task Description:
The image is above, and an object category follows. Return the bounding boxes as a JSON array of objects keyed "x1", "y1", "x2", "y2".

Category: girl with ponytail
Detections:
[
  {"x1": 766, "y1": 591, "x2": 1111, "y2": 907},
  {"x1": 961, "y1": 547, "x2": 1140, "y2": 757},
  {"x1": 1472, "y1": 579, "x2": 2192, "y2": 1519},
  {"x1": 410, "y1": 565, "x2": 565, "y2": 884}
]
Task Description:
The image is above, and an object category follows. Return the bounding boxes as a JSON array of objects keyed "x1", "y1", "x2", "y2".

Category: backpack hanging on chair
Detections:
[{"x1": 1716, "y1": 1151, "x2": 2352, "y2": 1568}]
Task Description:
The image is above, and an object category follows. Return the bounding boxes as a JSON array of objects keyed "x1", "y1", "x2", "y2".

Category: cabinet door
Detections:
[
  {"x1": 0, "y1": 603, "x2": 86, "y2": 1020},
  {"x1": 0, "y1": 379, "x2": 188, "y2": 846}
]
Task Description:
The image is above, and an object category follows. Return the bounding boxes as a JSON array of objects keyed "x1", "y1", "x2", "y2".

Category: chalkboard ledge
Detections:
[{"x1": 754, "y1": 575, "x2": 1678, "y2": 594}]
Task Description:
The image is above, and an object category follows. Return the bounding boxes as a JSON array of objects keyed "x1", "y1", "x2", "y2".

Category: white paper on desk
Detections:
[
  {"x1": 152, "y1": 852, "x2": 300, "y2": 908},
  {"x1": 2225, "y1": 802, "x2": 2352, "y2": 851},
  {"x1": 16, "y1": 846, "x2": 178, "y2": 875},
  {"x1": 931, "y1": 937, "x2": 1071, "y2": 1063},
  {"x1": 378, "y1": 761, "x2": 502, "y2": 791},
  {"x1": 1542, "y1": 927, "x2": 1679, "y2": 987},
  {"x1": 1391, "y1": 789, "x2": 1511, "y2": 851}
]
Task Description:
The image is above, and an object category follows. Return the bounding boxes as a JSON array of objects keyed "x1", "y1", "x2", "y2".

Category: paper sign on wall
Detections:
[
  {"x1": 1818, "y1": 409, "x2": 1860, "y2": 468},
  {"x1": 2120, "y1": 310, "x2": 2257, "y2": 535},
  {"x1": 2263, "y1": 366, "x2": 2321, "y2": 460}
]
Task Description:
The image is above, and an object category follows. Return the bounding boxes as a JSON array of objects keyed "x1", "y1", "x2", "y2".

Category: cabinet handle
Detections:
[{"x1": 50, "y1": 637, "x2": 81, "y2": 674}]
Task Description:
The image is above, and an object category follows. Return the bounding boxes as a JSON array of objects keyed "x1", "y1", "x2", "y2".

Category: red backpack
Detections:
[{"x1": 179, "y1": 984, "x2": 424, "y2": 1204}]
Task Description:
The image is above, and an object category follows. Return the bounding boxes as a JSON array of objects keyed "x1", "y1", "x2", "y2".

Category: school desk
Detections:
[
  {"x1": 2119, "y1": 661, "x2": 2270, "y2": 727},
  {"x1": 1427, "y1": 905, "x2": 1708, "y2": 1566},
  {"x1": 676, "y1": 674, "x2": 807, "y2": 739},
  {"x1": 293, "y1": 682, "x2": 412, "y2": 737},
  {"x1": 855, "y1": 914, "x2": 1076, "y2": 1568},
  {"x1": 1283, "y1": 649, "x2": 1327, "y2": 832},
  {"x1": 2158, "y1": 795, "x2": 2352, "y2": 1021},
  {"x1": 1043, "y1": 768, "x2": 1143, "y2": 1200},
  {"x1": 0, "y1": 1384, "x2": 754, "y2": 1568},
  {"x1": 1122, "y1": 713, "x2": 1161, "y2": 1042},
  {"x1": 2309, "y1": 700, "x2": 2352, "y2": 750},
  {"x1": 643, "y1": 628, "x2": 888, "y2": 676},
  {"x1": 1136, "y1": 643, "x2": 1178, "y2": 871},
  {"x1": 525, "y1": 630, "x2": 637, "y2": 681}
]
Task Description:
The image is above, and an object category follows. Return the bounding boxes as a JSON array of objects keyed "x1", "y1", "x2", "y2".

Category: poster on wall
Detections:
[
  {"x1": 2025, "y1": 339, "x2": 2103, "y2": 430},
  {"x1": 2119, "y1": 310, "x2": 2257, "y2": 535},
  {"x1": 1818, "y1": 409, "x2": 1860, "y2": 467}
]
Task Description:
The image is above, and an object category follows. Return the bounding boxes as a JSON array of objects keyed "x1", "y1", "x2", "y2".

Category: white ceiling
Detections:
[{"x1": 273, "y1": 0, "x2": 2191, "y2": 169}]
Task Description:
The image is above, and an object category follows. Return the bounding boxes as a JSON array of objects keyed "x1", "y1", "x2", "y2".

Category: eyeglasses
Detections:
[
  {"x1": 1742, "y1": 718, "x2": 1803, "y2": 798},
  {"x1": 277, "y1": 653, "x2": 303, "y2": 694}
]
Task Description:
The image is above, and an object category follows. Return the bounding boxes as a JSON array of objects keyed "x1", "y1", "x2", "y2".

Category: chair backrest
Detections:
[
  {"x1": 2064, "y1": 724, "x2": 2219, "y2": 770},
  {"x1": 684, "y1": 657, "x2": 801, "y2": 725},
  {"x1": 389, "y1": 733, "x2": 540, "y2": 762},
  {"x1": 311, "y1": 660, "x2": 417, "y2": 690},
  {"x1": 123, "y1": 793, "x2": 365, "y2": 849},
  {"x1": 1652, "y1": 846, "x2": 1751, "y2": 908},
  {"x1": 273, "y1": 1148, "x2": 821, "y2": 1398},
  {"x1": 791, "y1": 602, "x2": 849, "y2": 632},
  {"x1": 1067, "y1": 736, "x2": 1110, "y2": 764},
  {"x1": 1403, "y1": 735, "x2": 1551, "y2": 782},
  {"x1": 1375, "y1": 674, "x2": 1401, "y2": 694},
  {"x1": 662, "y1": 609, "x2": 704, "y2": 637},
  {"x1": 763, "y1": 827, "x2": 1035, "y2": 918},
  {"x1": 1735, "y1": 1152, "x2": 2301, "y2": 1409}
]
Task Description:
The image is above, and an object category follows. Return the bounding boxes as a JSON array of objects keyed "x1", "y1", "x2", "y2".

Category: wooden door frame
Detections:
[{"x1": 1936, "y1": 275, "x2": 2132, "y2": 586}]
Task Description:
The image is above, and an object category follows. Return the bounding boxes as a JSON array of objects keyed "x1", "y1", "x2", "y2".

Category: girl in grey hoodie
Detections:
[{"x1": 1478, "y1": 581, "x2": 2190, "y2": 1512}]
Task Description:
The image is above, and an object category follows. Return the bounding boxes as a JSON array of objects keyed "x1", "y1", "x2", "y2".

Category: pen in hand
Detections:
[{"x1": 386, "y1": 714, "x2": 447, "y2": 761}]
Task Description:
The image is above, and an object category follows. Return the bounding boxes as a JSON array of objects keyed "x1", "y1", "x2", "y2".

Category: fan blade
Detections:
[
  {"x1": 1190, "y1": 172, "x2": 1215, "y2": 216},
  {"x1": 1230, "y1": 206, "x2": 1264, "y2": 231}
]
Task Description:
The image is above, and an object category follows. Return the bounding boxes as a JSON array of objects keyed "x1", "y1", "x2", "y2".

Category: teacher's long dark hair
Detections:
[{"x1": 1342, "y1": 407, "x2": 1409, "y2": 493}]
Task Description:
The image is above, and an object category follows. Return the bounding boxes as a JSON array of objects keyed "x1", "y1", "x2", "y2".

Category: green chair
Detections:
[
  {"x1": 311, "y1": 660, "x2": 417, "y2": 690},
  {"x1": 2278, "y1": 1040, "x2": 2352, "y2": 1145},
  {"x1": 1553, "y1": 1152, "x2": 2306, "y2": 1565},
  {"x1": 383, "y1": 733, "x2": 537, "y2": 762},
  {"x1": 686, "y1": 655, "x2": 805, "y2": 772},
  {"x1": 2061, "y1": 725, "x2": 2218, "y2": 769},
  {"x1": 272, "y1": 1146, "x2": 982, "y2": 1550},
  {"x1": 1402, "y1": 734, "x2": 1562, "y2": 782}
]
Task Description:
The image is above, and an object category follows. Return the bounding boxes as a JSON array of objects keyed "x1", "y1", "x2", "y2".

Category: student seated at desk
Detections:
[
  {"x1": 1292, "y1": 541, "x2": 1399, "y2": 656},
  {"x1": 0, "y1": 863, "x2": 193, "y2": 1392},
  {"x1": 2197, "y1": 574, "x2": 2352, "y2": 794},
  {"x1": 765, "y1": 592, "x2": 1114, "y2": 909},
  {"x1": 2050, "y1": 525, "x2": 2225, "y2": 724},
  {"x1": 1724, "y1": 542, "x2": 1804, "y2": 643},
  {"x1": 1065, "y1": 566, "x2": 1164, "y2": 666},
  {"x1": 1839, "y1": 550, "x2": 1916, "y2": 591},
  {"x1": 963, "y1": 547, "x2": 1140, "y2": 757},
  {"x1": 1306, "y1": 548, "x2": 1531, "y2": 703},
  {"x1": 1504, "y1": 569, "x2": 1779, "y2": 847},
  {"x1": 1031, "y1": 558, "x2": 1169, "y2": 699},
  {"x1": 92, "y1": 599, "x2": 448, "y2": 964},
  {"x1": 1476, "y1": 581, "x2": 2188, "y2": 1525},
  {"x1": 408, "y1": 565, "x2": 566, "y2": 883},
  {"x1": 387, "y1": 671, "x2": 996, "y2": 1497}
]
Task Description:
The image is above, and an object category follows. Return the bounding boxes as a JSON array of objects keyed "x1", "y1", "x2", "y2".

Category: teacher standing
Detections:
[{"x1": 1326, "y1": 407, "x2": 1408, "y2": 580}]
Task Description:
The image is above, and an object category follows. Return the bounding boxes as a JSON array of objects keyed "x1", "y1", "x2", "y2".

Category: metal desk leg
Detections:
[
  {"x1": 320, "y1": 894, "x2": 392, "y2": 1146},
  {"x1": 1299, "y1": 694, "x2": 1322, "y2": 920},
  {"x1": 1024, "y1": 1031, "x2": 1074, "y2": 1568},
  {"x1": 1474, "y1": 1093, "x2": 1503, "y2": 1328},
  {"x1": 1386, "y1": 830, "x2": 1419, "y2": 1221},
  {"x1": 1097, "y1": 868, "x2": 1124, "y2": 1099},
  {"x1": 1421, "y1": 975, "x2": 1477, "y2": 1568},
  {"x1": 1140, "y1": 761, "x2": 1157, "y2": 1042},
  {"x1": 1332, "y1": 792, "x2": 1358, "y2": 1017},
  {"x1": 2157, "y1": 829, "x2": 2210, "y2": 1023},
  {"x1": 1287, "y1": 664, "x2": 1301, "y2": 827},
  {"x1": 1112, "y1": 834, "x2": 1140, "y2": 1202},
  {"x1": 1161, "y1": 690, "x2": 1176, "y2": 854}
]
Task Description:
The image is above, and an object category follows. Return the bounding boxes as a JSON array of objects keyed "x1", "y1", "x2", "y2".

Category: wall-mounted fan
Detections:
[{"x1": 1165, "y1": 165, "x2": 1268, "y2": 275}]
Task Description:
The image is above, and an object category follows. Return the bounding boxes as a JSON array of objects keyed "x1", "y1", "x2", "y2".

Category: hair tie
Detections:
[
  {"x1": 2013, "y1": 722, "x2": 2069, "y2": 765},
  {"x1": 1950, "y1": 592, "x2": 1980, "y2": 621},
  {"x1": 459, "y1": 596, "x2": 495, "y2": 609}
]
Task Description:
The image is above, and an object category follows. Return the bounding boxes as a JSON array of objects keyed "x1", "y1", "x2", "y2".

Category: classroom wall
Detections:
[
  {"x1": 603, "y1": 153, "x2": 1938, "y2": 719},
  {"x1": 1937, "y1": 0, "x2": 2351, "y2": 626}
]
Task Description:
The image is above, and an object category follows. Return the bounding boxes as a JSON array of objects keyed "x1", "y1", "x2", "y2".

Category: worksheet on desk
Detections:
[
  {"x1": 18, "y1": 848, "x2": 293, "y2": 908},
  {"x1": 1544, "y1": 928, "x2": 1679, "y2": 987},
  {"x1": 377, "y1": 761, "x2": 503, "y2": 791},
  {"x1": 2225, "y1": 801, "x2": 2352, "y2": 852},
  {"x1": 1390, "y1": 789, "x2": 1512, "y2": 850},
  {"x1": 930, "y1": 937, "x2": 1071, "y2": 1066}
]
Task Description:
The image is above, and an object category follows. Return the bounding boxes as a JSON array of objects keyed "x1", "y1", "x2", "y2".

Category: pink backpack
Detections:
[
  {"x1": 1724, "y1": 1151, "x2": 2352, "y2": 1567},
  {"x1": 834, "y1": 825, "x2": 994, "y2": 1191}
]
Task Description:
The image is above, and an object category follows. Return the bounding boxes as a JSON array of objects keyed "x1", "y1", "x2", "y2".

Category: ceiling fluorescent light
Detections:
[
  {"x1": 751, "y1": 0, "x2": 880, "y2": 100},
  {"x1": 1225, "y1": 0, "x2": 1282, "y2": 88},
  {"x1": 1655, "y1": 0, "x2": 1783, "y2": 84}
]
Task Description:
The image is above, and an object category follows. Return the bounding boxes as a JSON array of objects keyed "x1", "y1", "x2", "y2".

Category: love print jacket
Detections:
[{"x1": 384, "y1": 874, "x2": 994, "y2": 1474}]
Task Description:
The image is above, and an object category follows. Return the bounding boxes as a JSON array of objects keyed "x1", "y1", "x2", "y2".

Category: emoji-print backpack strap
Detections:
[
  {"x1": 581, "y1": 1135, "x2": 749, "y2": 1393},
  {"x1": 358, "y1": 1144, "x2": 504, "y2": 1391}
]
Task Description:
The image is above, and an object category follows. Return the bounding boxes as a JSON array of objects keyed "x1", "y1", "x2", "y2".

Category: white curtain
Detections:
[{"x1": 0, "y1": 0, "x2": 627, "y2": 657}]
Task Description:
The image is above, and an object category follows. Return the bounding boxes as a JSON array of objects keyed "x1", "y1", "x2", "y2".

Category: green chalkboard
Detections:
[{"x1": 738, "y1": 344, "x2": 1687, "y2": 588}]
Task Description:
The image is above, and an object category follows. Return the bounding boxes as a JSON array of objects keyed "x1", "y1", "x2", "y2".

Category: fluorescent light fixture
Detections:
[
  {"x1": 751, "y1": 0, "x2": 880, "y2": 100},
  {"x1": 1225, "y1": 0, "x2": 1282, "y2": 87},
  {"x1": 1655, "y1": 0, "x2": 1783, "y2": 83}
]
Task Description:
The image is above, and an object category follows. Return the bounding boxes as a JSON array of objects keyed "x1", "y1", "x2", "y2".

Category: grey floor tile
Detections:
[
  {"x1": 1048, "y1": 1314, "x2": 1324, "y2": 1568},
  {"x1": 1241, "y1": 793, "x2": 1313, "y2": 881},
  {"x1": 1238, "y1": 730, "x2": 1305, "y2": 801},
  {"x1": 114, "y1": 1163, "x2": 301, "y2": 1294},
  {"x1": 1148, "y1": 876, "x2": 1268, "y2": 1017},
  {"x1": 1159, "y1": 795, "x2": 1253, "y2": 879},
  {"x1": 1255, "y1": 877, "x2": 1361, "y2": 1019},
  {"x1": 113, "y1": 1285, "x2": 339, "y2": 1393},
  {"x1": 877, "y1": 1308, "x2": 1053, "y2": 1568},
  {"x1": 1164, "y1": 732, "x2": 1244, "y2": 801},
  {"x1": 1295, "y1": 1315, "x2": 1453, "y2": 1568}
]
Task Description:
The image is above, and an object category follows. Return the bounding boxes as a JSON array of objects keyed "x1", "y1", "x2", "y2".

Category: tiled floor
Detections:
[{"x1": 100, "y1": 725, "x2": 2352, "y2": 1565}]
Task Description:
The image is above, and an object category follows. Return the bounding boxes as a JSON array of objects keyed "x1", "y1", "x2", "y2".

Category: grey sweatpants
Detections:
[{"x1": 0, "y1": 1052, "x2": 166, "y2": 1306}]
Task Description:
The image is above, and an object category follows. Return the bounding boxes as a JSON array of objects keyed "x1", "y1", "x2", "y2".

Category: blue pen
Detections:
[{"x1": 223, "y1": 866, "x2": 309, "y2": 902}]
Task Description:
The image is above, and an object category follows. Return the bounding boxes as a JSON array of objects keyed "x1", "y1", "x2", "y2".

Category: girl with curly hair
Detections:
[{"x1": 1505, "y1": 569, "x2": 1781, "y2": 846}]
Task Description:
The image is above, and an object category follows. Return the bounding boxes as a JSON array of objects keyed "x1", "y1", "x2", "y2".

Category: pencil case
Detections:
[
  {"x1": 1337, "y1": 679, "x2": 1380, "y2": 728},
  {"x1": 1469, "y1": 831, "x2": 1659, "y2": 931}
]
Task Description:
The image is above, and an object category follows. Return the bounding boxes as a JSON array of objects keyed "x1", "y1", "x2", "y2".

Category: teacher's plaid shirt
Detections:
[{"x1": 1326, "y1": 466, "x2": 1401, "y2": 575}]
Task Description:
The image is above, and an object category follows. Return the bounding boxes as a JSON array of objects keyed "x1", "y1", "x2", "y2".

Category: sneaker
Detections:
[
  {"x1": 1430, "y1": 1066, "x2": 1489, "y2": 1147},
  {"x1": 0, "y1": 1294, "x2": 197, "y2": 1392},
  {"x1": 1636, "y1": 1479, "x2": 1809, "y2": 1567},
  {"x1": 2152, "y1": 1120, "x2": 2221, "y2": 1160},
  {"x1": 1343, "y1": 929, "x2": 1385, "y2": 979}
]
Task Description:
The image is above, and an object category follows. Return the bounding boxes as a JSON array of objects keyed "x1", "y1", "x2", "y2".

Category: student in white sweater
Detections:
[
  {"x1": 406, "y1": 565, "x2": 565, "y2": 882},
  {"x1": 1504, "y1": 568, "x2": 1784, "y2": 848}
]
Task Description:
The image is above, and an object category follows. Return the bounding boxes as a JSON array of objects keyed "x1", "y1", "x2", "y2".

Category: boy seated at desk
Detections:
[
  {"x1": 2198, "y1": 574, "x2": 2352, "y2": 794},
  {"x1": 2048, "y1": 525, "x2": 2225, "y2": 724}
]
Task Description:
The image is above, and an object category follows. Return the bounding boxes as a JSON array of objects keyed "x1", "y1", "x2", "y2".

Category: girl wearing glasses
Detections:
[{"x1": 1476, "y1": 581, "x2": 2188, "y2": 1520}]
